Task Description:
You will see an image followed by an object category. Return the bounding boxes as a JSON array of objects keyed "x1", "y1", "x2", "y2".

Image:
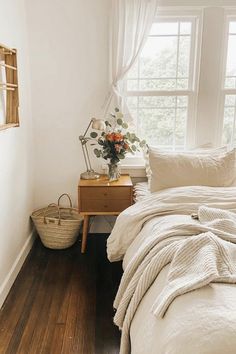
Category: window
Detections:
[
  {"x1": 125, "y1": 14, "x2": 200, "y2": 150},
  {"x1": 222, "y1": 18, "x2": 236, "y2": 145},
  {"x1": 0, "y1": 43, "x2": 19, "y2": 131}
]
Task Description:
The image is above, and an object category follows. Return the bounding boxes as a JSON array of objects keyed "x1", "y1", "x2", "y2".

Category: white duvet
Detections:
[{"x1": 107, "y1": 186, "x2": 236, "y2": 354}]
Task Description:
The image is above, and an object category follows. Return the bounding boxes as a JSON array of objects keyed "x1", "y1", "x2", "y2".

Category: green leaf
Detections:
[
  {"x1": 131, "y1": 145, "x2": 137, "y2": 151},
  {"x1": 115, "y1": 107, "x2": 119, "y2": 112},
  {"x1": 90, "y1": 132, "x2": 98, "y2": 138},
  {"x1": 116, "y1": 112, "x2": 124, "y2": 119},
  {"x1": 117, "y1": 118, "x2": 123, "y2": 125},
  {"x1": 117, "y1": 154, "x2": 125, "y2": 159},
  {"x1": 140, "y1": 140, "x2": 146, "y2": 148},
  {"x1": 94, "y1": 148, "x2": 101, "y2": 157},
  {"x1": 122, "y1": 122, "x2": 128, "y2": 129}
]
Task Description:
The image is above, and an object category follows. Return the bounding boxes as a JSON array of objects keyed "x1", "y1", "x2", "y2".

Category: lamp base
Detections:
[{"x1": 80, "y1": 170, "x2": 100, "y2": 180}]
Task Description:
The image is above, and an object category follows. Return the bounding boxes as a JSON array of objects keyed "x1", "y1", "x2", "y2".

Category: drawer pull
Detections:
[
  {"x1": 103, "y1": 193, "x2": 108, "y2": 196},
  {"x1": 104, "y1": 205, "x2": 108, "y2": 208}
]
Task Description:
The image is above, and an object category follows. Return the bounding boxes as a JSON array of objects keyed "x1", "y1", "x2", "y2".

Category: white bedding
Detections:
[
  {"x1": 107, "y1": 186, "x2": 236, "y2": 262},
  {"x1": 129, "y1": 266, "x2": 236, "y2": 354},
  {"x1": 133, "y1": 182, "x2": 150, "y2": 202},
  {"x1": 107, "y1": 186, "x2": 236, "y2": 354}
]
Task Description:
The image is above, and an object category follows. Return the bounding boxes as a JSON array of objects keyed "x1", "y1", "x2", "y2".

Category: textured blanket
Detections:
[
  {"x1": 107, "y1": 187, "x2": 236, "y2": 354},
  {"x1": 107, "y1": 186, "x2": 236, "y2": 262}
]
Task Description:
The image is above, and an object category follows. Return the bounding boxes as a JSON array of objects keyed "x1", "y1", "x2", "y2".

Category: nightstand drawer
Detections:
[
  {"x1": 80, "y1": 198, "x2": 131, "y2": 212},
  {"x1": 80, "y1": 186, "x2": 131, "y2": 200}
]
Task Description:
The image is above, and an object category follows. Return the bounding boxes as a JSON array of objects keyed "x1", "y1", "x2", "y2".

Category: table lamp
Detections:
[{"x1": 79, "y1": 118, "x2": 106, "y2": 179}]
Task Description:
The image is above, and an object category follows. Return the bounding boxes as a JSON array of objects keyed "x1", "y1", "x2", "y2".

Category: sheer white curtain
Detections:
[{"x1": 103, "y1": 0, "x2": 158, "y2": 118}]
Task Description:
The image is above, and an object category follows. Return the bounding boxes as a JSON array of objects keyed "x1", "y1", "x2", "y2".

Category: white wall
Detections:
[
  {"x1": 0, "y1": 0, "x2": 34, "y2": 307},
  {"x1": 26, "y1": 0, "x2": 110, "y2": 209},
  {"x1": 25, "y1": 0, "x2": 111, "y2": 232}
]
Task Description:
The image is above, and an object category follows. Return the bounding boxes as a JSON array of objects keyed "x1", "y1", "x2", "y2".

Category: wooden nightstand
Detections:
[{"x1": 78, "y1": 174, "x2": 133, "y2": 253}]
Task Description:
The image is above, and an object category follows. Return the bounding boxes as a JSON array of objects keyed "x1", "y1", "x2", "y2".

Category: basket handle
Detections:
[
  {"x1": 57, "y1": 193, "x2": 72, "y2": 208},
  {"x1": 43, "y1": 203, "x2": 61, "y2": 225}
]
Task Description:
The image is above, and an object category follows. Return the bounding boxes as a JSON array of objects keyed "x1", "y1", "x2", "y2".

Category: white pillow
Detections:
[
  {"x1": 149, "y1": 148, "x2": 236, "y2": 192},
  {"x1": 143, "y1": 145, "x2": 228, "y2": 187}
]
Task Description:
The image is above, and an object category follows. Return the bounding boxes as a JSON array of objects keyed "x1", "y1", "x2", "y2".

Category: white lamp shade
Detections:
[{"x1": 91, "y1": 118, "x2": 106, "y2": 131}]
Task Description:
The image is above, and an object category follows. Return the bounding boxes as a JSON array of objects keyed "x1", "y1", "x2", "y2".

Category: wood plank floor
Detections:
[{"x1": 0, "y1": 234, "x2": 122, "y2": 354}]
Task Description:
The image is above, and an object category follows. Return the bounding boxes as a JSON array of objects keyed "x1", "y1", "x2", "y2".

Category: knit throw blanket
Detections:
[{"x1": 114, "y1": 206, "x2": 236, "y2": 354}]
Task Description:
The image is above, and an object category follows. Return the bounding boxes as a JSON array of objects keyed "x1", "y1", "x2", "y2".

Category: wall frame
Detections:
[{"x1": 0, "y1": 43, "x2": 19, "y2": 131}]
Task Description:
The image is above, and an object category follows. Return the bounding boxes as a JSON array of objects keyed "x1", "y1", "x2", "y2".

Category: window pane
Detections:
[
  {"x1": 225, "y1": 77, "x2": 236, "y2": 89},
  {"x1": 225, "y1": 94, "x2": 236, "y2": 106},
  {"x1": 138, "y1": 96, "x2": 176, "y2": 108},
  {"x1": 127, "y1": 79, "x2": 139, "y2": 91},
  {"x1": 226, "y1": 35, "x2": 236, "y2": 78},
  {"x1": 139, "y1": 79, "x2": 176, "y2": 90},
  {"x1": 127, "y1": 20, "x2": 193, "y2": 94},
  {"x1": 127, "y1": 95, "x2": 188, "y2": 148},
  {"x1": 127, "y1": 20, "x2": 193, "y2": 92},
  {"x1": 176, "y1": 108, "x2": 187, "y2": 146},
  {"x1": 150, "y1": 22, "x2": 178, "y2": 36},
  {"x1": 126, "y1": 96, "x2": 138, "y2": 109},
  {"x1": 222, "y1": 95, "x2": 236, "y2": 145},
  {"x1": 180, "y1": 22, "x2": 192, "y2": 35},
  {"x1": 177, "y1": 79, "x2": 188, "y2": 89},
  {"x1": 140, "y1": 36, "x2": 178, "y2": 79},
  {"x1": 178, "y1": 36, "x2": 191, "y2": 78},
  {"x1": 222, "y1": 22, "x2": 236, "y2": 145},
  {"x1": 138, "y1": 108, "x2": 174, "y2": 146},
  {"x1": 229, "y1": 21, "x2": 236, "y2": 34},
  {"x1": 128, "y1": 61, "x2": 139, "y2": 79},
  {"x1": 177, "y1": 96, "x2": 188, "y2": 107},
  {"x1": 125, "y1": 17, "x2": 196, "y2": 150}
]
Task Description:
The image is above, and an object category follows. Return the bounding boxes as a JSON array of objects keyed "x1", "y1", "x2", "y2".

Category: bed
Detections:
[{"x1": 107, "y1": 147, "x2": 236, "y2": 354}]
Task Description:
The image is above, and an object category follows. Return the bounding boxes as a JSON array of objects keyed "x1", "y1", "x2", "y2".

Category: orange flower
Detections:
[
  {"x1": 106, "y1": 133, "x2": 114, "y2": 141},
  {"x1": 105, "y1": 132, "x2": 124, "y2": 142},
  {"x1": 123, "y1": 143, "x2": 129, "y2": 150},
  {"x1": 113, "y1": 133, "x2": 123, "y2": 142}
]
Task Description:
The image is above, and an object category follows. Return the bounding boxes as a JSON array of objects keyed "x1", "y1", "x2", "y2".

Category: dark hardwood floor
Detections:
[{"x1": 0, "y1": 234, "x2": 122, "y2": 354}]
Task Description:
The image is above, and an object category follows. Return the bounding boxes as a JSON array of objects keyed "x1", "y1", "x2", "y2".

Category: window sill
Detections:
[{"x1": 101, "y1": 155, "x2": 146, "y2": 178}]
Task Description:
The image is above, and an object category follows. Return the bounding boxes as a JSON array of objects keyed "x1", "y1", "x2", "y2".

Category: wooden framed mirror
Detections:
[{"x1": 0, "y1": 43, "x2": 19, "y2": 131}]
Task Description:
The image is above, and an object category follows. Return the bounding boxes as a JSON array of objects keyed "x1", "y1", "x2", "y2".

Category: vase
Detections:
[{"x1": 107, "y1": 163, "x2": 120, "y2": 182}]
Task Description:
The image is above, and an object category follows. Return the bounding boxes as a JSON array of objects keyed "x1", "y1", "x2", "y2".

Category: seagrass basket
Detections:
[{"x1": 31, "y1": 194, "x2": 83, "y2": 249}]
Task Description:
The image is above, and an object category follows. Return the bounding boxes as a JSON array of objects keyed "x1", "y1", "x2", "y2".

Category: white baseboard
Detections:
[{"x1": 0, "y1": 231, "x2": 35, "y2": 309}]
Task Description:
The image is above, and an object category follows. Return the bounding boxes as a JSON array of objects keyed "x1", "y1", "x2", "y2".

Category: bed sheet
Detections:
[
  {"x1": 123, "y1": 214, "x2": 236, "y2": 354},
  {"x1": 108, "y1": 186, "x2": 236, "y2": 354}
]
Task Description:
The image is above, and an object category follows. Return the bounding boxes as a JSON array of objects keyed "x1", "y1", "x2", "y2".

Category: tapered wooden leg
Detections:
[{"x1": 81, "y1": 215, "x2": 90, "y2": 253}]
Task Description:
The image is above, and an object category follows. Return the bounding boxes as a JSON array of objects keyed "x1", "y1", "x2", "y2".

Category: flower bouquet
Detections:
[{"x1": 90, "y1": 108, "x2": 145, "y2": 181}]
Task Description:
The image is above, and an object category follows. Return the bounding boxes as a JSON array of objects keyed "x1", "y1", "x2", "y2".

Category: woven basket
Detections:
[{"x1": 31, "y1": 194, "x2": 83, "y2": 249}]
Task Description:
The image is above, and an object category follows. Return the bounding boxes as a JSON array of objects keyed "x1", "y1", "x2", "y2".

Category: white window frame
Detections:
[
  {"x1": 218, "y1": 10, "x2": 236, "y2": 146},
  {"x1": 123, "y1": 8, "x2": 202, "y2": 152}
]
